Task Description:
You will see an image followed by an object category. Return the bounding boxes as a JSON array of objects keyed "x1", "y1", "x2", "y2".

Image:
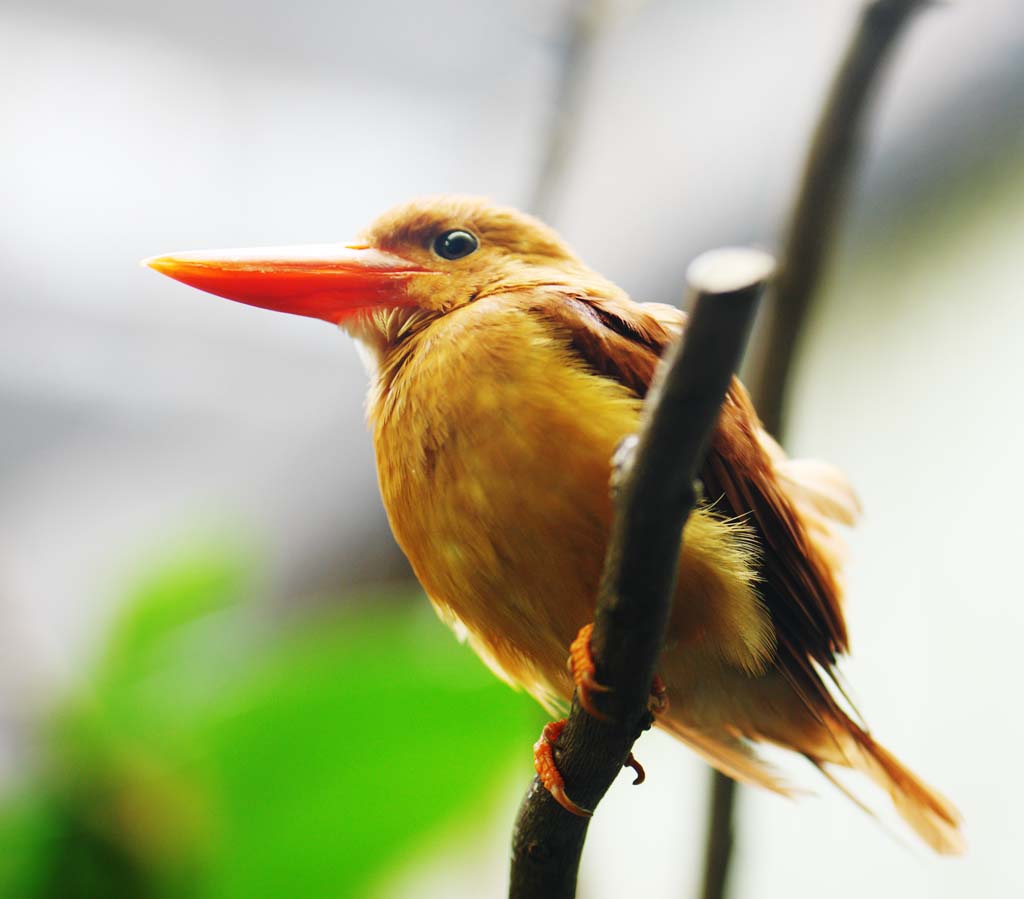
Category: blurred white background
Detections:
[{"x1": 2, "y1": 0, "x2": 1023, "y2": 896}]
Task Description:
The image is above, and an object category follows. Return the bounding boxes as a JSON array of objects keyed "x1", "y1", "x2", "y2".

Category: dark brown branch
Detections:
[
  {"x1": 701, "y1": 2, "x2": 931, "y2": 898},
  {"x1": 754, "y1": 0, "x2": 930, "y2": 435},
  {"x1": 509, "y1": 249, "x2": 774, "y2": 899},
  {"x1": 699, "y1": 771, "x2": 737, "y2": 899}
]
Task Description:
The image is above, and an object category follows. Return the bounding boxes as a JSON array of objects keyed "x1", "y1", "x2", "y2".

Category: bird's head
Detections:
[{"x1": 146, "y1": 195, "x2": 594, "y2": 356}]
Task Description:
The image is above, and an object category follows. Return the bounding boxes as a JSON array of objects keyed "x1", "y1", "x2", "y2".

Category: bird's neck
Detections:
[{"x1": 346, "y1": 263, "x2": 625, "y2": 378}]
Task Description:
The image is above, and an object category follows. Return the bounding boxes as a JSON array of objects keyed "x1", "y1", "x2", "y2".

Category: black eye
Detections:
[{"x1": 433, "y1": 229, "x2": 479, "y2": 260}]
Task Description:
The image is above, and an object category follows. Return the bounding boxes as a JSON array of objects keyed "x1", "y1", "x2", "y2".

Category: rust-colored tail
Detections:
[{"x1": 819, "y1": 720, "x2": 965, "y2": 855}]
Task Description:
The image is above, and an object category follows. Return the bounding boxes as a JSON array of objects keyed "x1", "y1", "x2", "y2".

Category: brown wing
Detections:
[
  {"x1": 528, "y1": 293, "x2": 671, "y2": 397},
  {"x1": 701, "y1": 382, "x2": 850, "y2": 717},
  {"x1": 530, "y1": 290, "x2": 853, "y2": 697}
]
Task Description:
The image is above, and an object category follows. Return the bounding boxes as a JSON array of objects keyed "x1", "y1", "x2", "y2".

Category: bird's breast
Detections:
[{"x1": 370, "y1": 300, "x2": 644, "y2": 691}]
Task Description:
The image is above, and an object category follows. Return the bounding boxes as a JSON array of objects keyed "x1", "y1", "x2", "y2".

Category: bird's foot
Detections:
[
  {"x1": 549, "y1": 624, "x2": 666, "y2": 806},
  {"x1": 568, "y1": 623, "x2": 670, "y2": 719},
  {"x1": 533, "y1": 719, "x2": 592, "y2": 817},
  {"x1": 533, "y1": 719, "x2": 651, "y2": 812},
  {"x1": 568, "y1": 623, "x2": 612, "y2": 720}
]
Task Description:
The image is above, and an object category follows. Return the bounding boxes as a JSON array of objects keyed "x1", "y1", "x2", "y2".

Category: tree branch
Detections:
[
  {"x1": 508, "y1": 248, "x2": 774, "y2": 899},
  {"x1": 754, "y1": 0, "x2": 930, "y2": 435},
  {"x1": 701, "y1": 3, "x2": 932, "y2": 897},
  {"x1": 529, "y1": 0, "x2": 603, "y2": 222},
  {"x1": 699, "y1": 769, "x2": 737, "y2": 899}
]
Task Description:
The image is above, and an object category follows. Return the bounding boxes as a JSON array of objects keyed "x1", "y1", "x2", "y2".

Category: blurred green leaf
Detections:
[
  {"x1": 0, "y1": 797, "x2": 56, "y2": 897},
  {"x1": 93, "y1": 545, "x2": 250, "y2": 696},
  {"x1": 0, "y1": 547, "x2": 537, "y2": 899},
  {"x1": 194, "y1": 607, "x2": 534, "y2": 899}
]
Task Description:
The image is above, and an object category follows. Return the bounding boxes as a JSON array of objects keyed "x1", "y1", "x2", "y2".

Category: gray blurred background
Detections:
[{"x1": 2, "y1": 0, "x2": 1023, "y2": 896}]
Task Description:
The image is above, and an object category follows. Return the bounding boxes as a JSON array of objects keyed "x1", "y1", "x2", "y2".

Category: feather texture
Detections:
[
  {"x1": 513, "y1": 288, "x2": 960, "y2": 853},
  {"x1": 151, "y1": 193, "x2": 962, "y2": 853},
  {"x1": 351, "y1": 196, "x2": 961, "y2": 853}
]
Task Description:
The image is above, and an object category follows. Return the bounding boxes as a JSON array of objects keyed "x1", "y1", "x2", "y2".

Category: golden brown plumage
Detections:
[{"x1": 146, "y1": 194, "x2": 964, "y2": 854}]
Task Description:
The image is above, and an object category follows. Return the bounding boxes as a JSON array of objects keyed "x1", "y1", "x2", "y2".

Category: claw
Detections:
[
  {"x1": 533, "y1": 719, "x2": 592, "y2": 817},
  {"x1": 648, "y1": 674, "x2": 670, "y2": 716},
  {"x1": 568, "y1": 623, "x2": 612, "y2": 721},
  {"x1": 624, "y1": 752, "x2": 646, "y2": 785}
]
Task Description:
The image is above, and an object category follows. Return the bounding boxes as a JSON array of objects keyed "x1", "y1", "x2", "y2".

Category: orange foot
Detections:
[
  {"x1": 534, "y1": 627, "x2": 672, "y2": 814},
  {"x1": 533, "y1": 719, "x2": 591, "y2": 817},
  {"x1": 533, "y1": 720, "x2": 651, "y2": 814},
  {"x1": 567, "y1": 622, "x2": 611, "y2": 719},
  {"x1": 568, "y1": 623, "x2": 671, "y2": 719}
]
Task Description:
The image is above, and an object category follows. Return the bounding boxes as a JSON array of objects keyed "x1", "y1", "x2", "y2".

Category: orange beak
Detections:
[{"x1": 143, "y1": 243, "x2": 440, "y2": 324}]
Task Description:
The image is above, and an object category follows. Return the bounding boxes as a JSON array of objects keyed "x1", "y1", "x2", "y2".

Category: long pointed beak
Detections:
[{"x1": 143, "y1": 243, "x2": 440, "y2": 324}]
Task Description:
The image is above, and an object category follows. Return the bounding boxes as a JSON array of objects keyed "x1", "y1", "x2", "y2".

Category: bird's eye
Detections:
[{"x1": 433, "y1": 229, "x2": 479, "y2": 260}]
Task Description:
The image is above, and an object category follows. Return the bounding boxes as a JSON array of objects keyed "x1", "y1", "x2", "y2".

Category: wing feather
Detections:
[{"x1": 530, "y1": 290, "x2": 857, "y2": 699}]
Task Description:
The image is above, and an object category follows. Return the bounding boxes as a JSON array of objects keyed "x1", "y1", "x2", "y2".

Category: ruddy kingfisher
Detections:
[{"x1": 146, "y1": 195, "x2": 963, "y2": 854}]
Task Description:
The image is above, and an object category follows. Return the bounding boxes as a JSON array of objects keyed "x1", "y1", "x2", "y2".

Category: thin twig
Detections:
[
  {"x1": 508, "y1": 248, "x2": 774, "y2": 899},
  {"x1": 529, "y1": 0, "x2": 603, "y2": 221},
  {"x1": 754, "y1": 0, "x2": 930, "y2": 435},
  {"x1": 699, "y1": 771, "x2": 736, "y2": 899},
  {"x1": 700, "y1": 2, "x2": 931, "y2": 897}
]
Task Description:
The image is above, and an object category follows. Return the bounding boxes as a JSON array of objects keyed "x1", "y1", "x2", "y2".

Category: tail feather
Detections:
[
  {"x1": 656, "y1": 716, "x2": 794, "y2": 797},
  {"x1": 658, "y1": 698, "x2": 963, "y2": 854},
  {"x1": 821, "y1": 722, "x2": 965, "y2": 855}
]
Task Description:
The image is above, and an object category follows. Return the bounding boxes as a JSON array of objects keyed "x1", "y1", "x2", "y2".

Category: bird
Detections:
[{"x1": 145, "y1": 194, "x2": 963, "y2": 854}]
